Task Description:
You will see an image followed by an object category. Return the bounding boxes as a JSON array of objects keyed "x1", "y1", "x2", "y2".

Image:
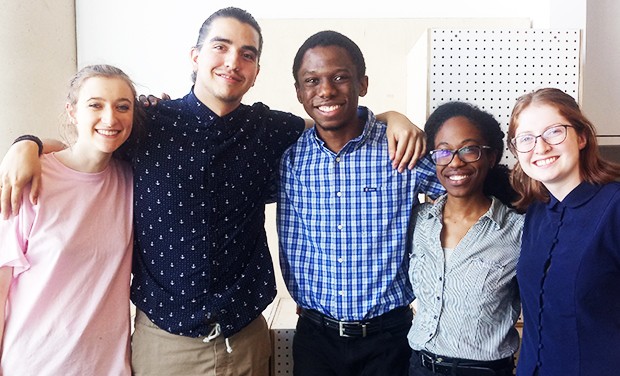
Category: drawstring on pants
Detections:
[{"x1": 202, "y1": 322, "x2": 233, "y2": 353}]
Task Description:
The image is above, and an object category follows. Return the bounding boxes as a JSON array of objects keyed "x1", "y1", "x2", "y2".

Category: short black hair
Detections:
[{"x1": 292, "y1": 30, "x2": 366, "y2": 84}]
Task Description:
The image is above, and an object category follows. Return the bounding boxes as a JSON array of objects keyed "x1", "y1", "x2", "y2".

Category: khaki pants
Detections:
[{"x1": 131, "y1": 309, "x2": 271, "y2": 376}]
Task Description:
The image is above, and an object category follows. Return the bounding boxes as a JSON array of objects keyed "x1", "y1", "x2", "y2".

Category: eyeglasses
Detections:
[
  {"x1": 511, "y1": 124, "x2": 573, "y2": 153},
  {"x1": 429, "y1": 145, "x2": 492, "y2": 166}
]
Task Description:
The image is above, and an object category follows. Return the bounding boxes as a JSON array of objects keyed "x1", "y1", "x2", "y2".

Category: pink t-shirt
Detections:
[{"x1": 0, "y1": 153, "x2": 133, "y2": 375}]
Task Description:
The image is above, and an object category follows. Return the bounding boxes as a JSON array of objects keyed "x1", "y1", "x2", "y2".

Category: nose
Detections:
[
  {"x1": 448, "y1": 151, "x2": 466, "y2": 167},
  {"x1": 101, "y1": 107, "x2": 118, "y2": 127},
  {"x1": 533, "y1": 135, "x2": 551, "y2": 154},
  {"x1": 318, "y1": 80, "x2": 336, "y2": 98},
  {"x1": 224, "y1": 51, "x2": 240, "y2": 71}
]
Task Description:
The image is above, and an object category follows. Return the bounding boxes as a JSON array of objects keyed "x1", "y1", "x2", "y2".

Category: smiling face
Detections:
[
  {"x1": 513, "y1": 103, "x2": 586, "y2": 198},
  {"x1": 67, "y1": 76, "x2": 134, "y2": 156},
  {"x1": 295, "y1": 45, "x2": 368, "y2": 136},
  {"x1": 434, "y1": 116, "x2": 496, "y2": 200},
  {"x1": 191, "y1": 17, "x2": 260, "y2": 115}
]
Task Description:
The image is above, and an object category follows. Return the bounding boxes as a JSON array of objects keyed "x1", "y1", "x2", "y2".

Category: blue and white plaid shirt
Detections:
[{"x1": 277, "y1": 107, "x2": 444, "y2": 321}]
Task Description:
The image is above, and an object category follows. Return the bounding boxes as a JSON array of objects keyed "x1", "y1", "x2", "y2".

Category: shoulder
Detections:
[
  {"x1": 491, "y1": 196, "x2": 525, "y2": 228},
  {"x1": 597, "y1": 182, "x2": 620, "y2": 220},
  {"x1": 248, "y1": 102, "x2": 305, "y2": 128},
  {"x1": 413, "y1": 155, "x2": 438, "y2": 176},
  {"x1": 415, "y1": 197, "x2": 443, "y2": 220},
  {"x1": 280, "y1": 128, "x2": 316, "y2": 168},
  {"x1": 109, "y1": 158, "x2": 133, "y2": 179},
  {"x1": 146, "y1": 97, "x2": 186, "y2": 116},
  {"x1": 600, "y1": 181, "x2": 620, "y2": 199}
]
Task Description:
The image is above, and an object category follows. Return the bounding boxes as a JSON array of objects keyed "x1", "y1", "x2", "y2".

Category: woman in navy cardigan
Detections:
[{"x1": 508, "y1": 87, "x2": 620, "y2": 376}]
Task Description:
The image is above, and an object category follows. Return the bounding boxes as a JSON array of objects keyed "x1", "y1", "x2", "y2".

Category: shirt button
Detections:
[
  {"x1": 335, "y1": 157, "x2": 341, "y2": 162},
  {"x1": 436, "y1": 296, "x2": 440, "y2": 300},
  {"x1": 337, "y1": 224, "x2": 344, "y2": 230},
  {"x1": 336, "y1": 191, "x2": 342, "y2": 197},
  {"x1": 338, "y1": 257, "x2": 344, "y2": 263},
  {"x1": 338, "y1": 291, "x2": 344, "y2": 296}
]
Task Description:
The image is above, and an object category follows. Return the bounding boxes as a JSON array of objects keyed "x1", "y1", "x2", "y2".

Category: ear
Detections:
[
  {"x1": 251, "y1": 64, "x2": 260, "y2": 88},
  {"x1": 190, "y1": 47, "x2": 200, "y2": 73},
  {"x1": 359, "y1": 75, "x2": 369, "y2": 97},
  {"x1": 577, "y1": 131, "x2": 587, "y2": 150},
  {"x1": 295, "y1": 82, "x2": 303, "y2": 104},
  {"x1": 65, "y1": 103, "x2": 77, "y2": 124}
]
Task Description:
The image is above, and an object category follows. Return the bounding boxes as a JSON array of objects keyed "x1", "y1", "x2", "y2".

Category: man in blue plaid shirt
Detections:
[{"x1": 277, "y1": 31, "x2": 445, "y2": 376}]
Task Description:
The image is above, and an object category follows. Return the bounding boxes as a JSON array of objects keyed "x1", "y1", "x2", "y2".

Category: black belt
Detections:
[
  {"x1": 299, "y1": 306, "x2": 412, "y2": 338},
  {"x1": 415, "y1": 350, "x2": 514, "y2": 375}
]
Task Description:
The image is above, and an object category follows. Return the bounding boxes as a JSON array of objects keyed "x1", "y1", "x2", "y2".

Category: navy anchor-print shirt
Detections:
[{"x1": 130, "y1": 89, "x2": 305, "y2": 338}]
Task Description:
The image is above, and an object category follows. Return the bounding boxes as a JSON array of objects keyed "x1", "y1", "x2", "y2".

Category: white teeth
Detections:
[
  {"x1": 97, "y1": 129, "x2": 120, "y2": 136},
  {"x1": 449, "y1": 175, "x2": 468, "y2": 181},
  {"x1": 535, "y1": 157, "x2": 556, "y2": 166},
  {"x1": 318, "y1": 105, "x2": 340, "y2": 112}
]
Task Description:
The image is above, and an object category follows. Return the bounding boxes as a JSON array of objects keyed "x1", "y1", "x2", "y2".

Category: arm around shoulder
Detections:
[
  {"x1": 376, "y1": 111, "x2": 426, "y2": 172},
  {"x1": 0, "y1": 136, "x2": 64, "y2": 218}
]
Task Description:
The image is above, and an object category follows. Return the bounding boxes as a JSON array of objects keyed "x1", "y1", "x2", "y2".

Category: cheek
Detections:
[
  {"x1": 122, "y1": 113, "x2": 135, "y2": 127},
  {"x1": 516, "y1": 152, "x2": 530, "y2": 165},
  {"x1": 298, "y1": 90, "x2": 314, "y2": 106}
]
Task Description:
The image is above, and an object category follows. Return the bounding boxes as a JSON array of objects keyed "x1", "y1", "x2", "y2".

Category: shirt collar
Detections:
[
  {"x1": 183, "y1": 87, "x2": 247, "y2": 126},
  {"x1": 547, "y1": 181, "x2": 601, "y2": 209}
]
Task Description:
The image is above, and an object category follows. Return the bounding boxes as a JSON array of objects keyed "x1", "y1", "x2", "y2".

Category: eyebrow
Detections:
[
  {"x1": 517, "y1": 123, "x2": 567, "y2": 135},
  {"x1": 86, "y1": 97, "x2": 133, "y2": 103},
  {"x1": 435, "y1": 138, "x2": 481, "y2": 147},
  {"x1": 210, "y1": 36, "x2": 259, "y2": 56}
]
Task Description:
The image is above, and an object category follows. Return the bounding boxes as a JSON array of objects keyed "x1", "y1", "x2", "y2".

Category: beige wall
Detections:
[
  {"x1": 582, "y1": 0, "x2": 620, "y2": 144},
  {"x1": 0, "y1": 0, "x2": 76, "y2": 154}
]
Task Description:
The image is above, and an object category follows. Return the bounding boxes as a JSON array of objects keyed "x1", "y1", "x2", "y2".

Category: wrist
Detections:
[{"x1": 13, "y1": 135, "x2": 43, "y2": 156}]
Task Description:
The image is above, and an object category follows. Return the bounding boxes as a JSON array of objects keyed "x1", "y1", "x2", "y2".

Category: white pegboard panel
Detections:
[
  {"x1": 428, "y1": 29, "x2": 581, "y2": 165},
  {"x1": 267, "y1": 297, "x2": 297, "y2": 375}
]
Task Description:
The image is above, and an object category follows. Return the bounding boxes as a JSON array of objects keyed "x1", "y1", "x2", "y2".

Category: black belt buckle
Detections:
[
  {"x1": 420, "y1": 351, "x2": 448, "y2": 374},
  {"x1": 338, "y1": 321, "x2": 367, "y2": 337},
  {"x1": 420, "y1": 352, "x2": 435, "y2": 372}
]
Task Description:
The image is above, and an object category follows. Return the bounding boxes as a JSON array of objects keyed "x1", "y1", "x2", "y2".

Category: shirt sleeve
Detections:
[
  {"x1": 0, "y1": 194, "x2": 34, "y2": 276},
  {"x1": 414, "y1": 155, "x2": 445, "y2": 199},
  {"x1": 260, "y1": 105, "x2": 305, "y2": 156},
  {"x1": 276, "y1": 148, "x2": 302, "y2": 294},
  {"x1": 261, "y1": 106, "x2": 305, "y2": 202}
]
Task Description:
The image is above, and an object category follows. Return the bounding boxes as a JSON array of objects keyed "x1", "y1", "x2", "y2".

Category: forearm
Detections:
[
  {"x1": 1, "y1": 135, "x2": 50, "y2": 217},
  {"x1": 375, "y1": 110, "x2": 395, "y2": 124},
  {"x1": 376, "y1": 111, "x2": 413, "y2": 126},
  {"x1": 41, "y1": 138, "x2": 66, "y2": 154}
]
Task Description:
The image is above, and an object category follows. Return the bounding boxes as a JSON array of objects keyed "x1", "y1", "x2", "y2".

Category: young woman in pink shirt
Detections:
[{"x1": 0, "y1": 64, "x2": 142, "y2": 375}]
